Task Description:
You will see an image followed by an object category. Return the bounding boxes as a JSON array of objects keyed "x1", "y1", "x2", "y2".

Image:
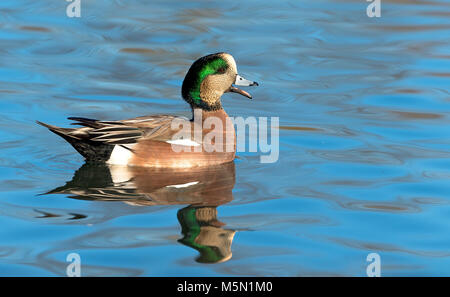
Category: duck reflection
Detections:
[{"x1": 48, "y1": 162, "x2": 236, "y2": 264}]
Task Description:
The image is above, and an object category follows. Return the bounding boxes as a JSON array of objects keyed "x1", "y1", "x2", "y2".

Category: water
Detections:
[{"x1": 0, "y1": 0, "x2": 449, "y2": 276}]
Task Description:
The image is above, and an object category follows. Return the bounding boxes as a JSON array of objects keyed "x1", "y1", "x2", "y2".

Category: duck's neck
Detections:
[
  {"x1": 191, "y1": 108, "x2": 236, "y2": 153},
  {"x1": 191, "y1": 108, "x2": 229, "y2": 123},
  {"x1": 190, "y1": 100, "x2": 222, "y2": 112}
]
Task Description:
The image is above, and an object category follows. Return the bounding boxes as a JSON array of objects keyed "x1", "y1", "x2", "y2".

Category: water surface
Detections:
[{"x1": 0, "y1": 0, "x2": 449, "y2": 276}]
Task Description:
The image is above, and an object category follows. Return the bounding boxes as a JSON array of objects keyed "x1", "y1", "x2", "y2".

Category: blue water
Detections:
[{"x1": 0, "y1": 0, "x2": 449, "y2": 276}]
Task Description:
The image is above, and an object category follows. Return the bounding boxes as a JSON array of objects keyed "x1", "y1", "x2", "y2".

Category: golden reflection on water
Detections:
[
  {"x1": 19, "y1": 26, "x2": 51, "y2": 33},
  {"x1": 279, "y1": 126, "x2": 321, "y2": 132},
  {"x1": 391, "y1": 111, "x2": 443, "y2": 120}
]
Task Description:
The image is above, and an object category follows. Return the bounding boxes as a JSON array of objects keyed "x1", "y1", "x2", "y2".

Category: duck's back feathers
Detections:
[
  {"x1": 37, "y1": 115, "x2": 183, "y2": 163},
  {"x1": 36, "y1": 119, "x2": 115, "y2": 162}
]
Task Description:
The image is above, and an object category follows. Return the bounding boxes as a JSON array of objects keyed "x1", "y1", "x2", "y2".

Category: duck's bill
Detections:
[{"x1": 230, "y1": 75, "x2": 259, "y2": 99}]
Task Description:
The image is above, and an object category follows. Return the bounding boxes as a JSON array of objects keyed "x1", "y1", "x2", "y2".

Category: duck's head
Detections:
[{"x1": 182, "y1": 52, "x2": 258, "y2": 111}]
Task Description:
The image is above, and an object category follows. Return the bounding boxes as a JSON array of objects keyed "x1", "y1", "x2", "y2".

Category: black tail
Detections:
[{"x1": 36, "y1": 120, "x2": 114, "y2": 162}]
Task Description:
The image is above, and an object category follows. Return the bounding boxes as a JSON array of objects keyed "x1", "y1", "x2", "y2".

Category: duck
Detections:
[{"x1": 37, "y1": 52, "x2": 258, "y2": 168}]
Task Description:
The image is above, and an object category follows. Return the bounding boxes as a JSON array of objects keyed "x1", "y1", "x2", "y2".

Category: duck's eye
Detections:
[{"x1": 216, "y1": 67, "x2": 226, "y2": 74}]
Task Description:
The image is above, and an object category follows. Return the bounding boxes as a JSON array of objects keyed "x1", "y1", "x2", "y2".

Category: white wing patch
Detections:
[
  {"x1": 107, "y1": 145, "x2": 134, "y2": 165},
  {"x1": 166, "y1": 181, "x2": 199, "y2": 189},
  {"x1": 166, "y1": 139, "x2": 201, "y2": 147}
]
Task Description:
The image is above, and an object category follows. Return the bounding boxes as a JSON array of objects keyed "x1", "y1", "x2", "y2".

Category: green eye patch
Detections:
[{"x1": 189, "y1": 58, "x2": 228, "y2": 104}]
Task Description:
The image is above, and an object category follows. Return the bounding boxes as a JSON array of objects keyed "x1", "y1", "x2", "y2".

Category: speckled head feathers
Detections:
[{"x1": 181, "y1": 53, "x2": 258, "y2": 111}]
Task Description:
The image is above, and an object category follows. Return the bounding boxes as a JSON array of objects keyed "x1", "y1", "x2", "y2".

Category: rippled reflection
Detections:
[{"x1": 47, "y1": 162, "x2": 236, "y2": 264}]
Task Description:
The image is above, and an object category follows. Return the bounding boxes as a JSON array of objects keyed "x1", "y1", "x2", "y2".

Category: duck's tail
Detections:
[
  {"x1": 36, "y1": 120, "x2": 77, "y2": 140},
  {"x1": 36, "y1": 120, "x2": 114, "y2": 162}
]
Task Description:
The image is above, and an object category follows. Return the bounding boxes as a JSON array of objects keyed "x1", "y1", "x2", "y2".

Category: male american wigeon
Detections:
[{"x1": 37, "y1": 52, "x2": 258, "y2": 168}]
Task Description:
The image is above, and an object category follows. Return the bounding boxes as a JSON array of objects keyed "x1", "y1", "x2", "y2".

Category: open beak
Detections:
[{"x1": 229, "y1": 74, "x2": 259, "y2": 99}]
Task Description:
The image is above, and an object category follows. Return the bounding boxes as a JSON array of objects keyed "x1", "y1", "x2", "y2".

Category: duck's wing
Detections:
[
  {"x1": 69, "y1": 115, "x2": 183, "y2": 145},
  {"x1": 37, "y1": 115, "x2": 189, "y2": 161}
]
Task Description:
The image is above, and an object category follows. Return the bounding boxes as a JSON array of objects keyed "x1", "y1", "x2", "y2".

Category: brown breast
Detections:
[{"x1": 129, "y1": 109, "x2": 236, "y2": 168}]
